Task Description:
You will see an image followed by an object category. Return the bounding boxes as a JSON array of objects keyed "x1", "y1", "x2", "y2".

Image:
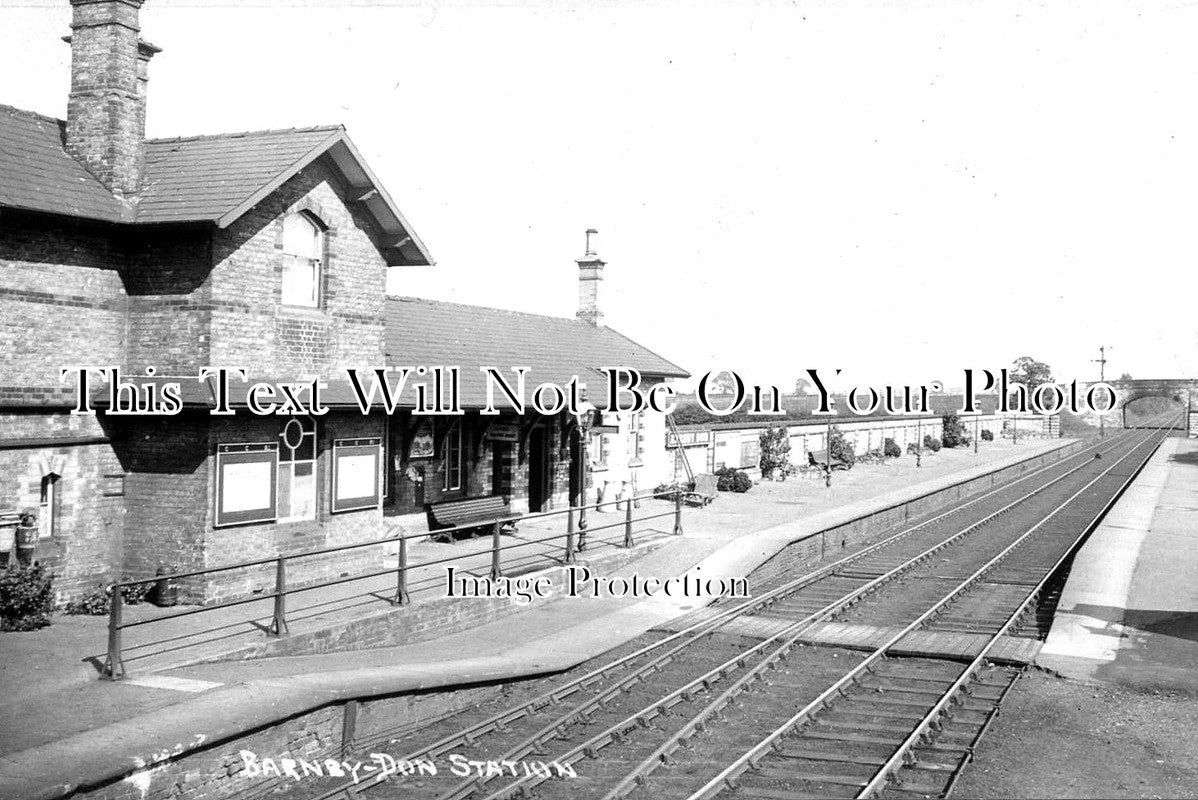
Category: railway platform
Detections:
[
  {"x1": 0, "y1": 438, "x2": 1074, "y2": 800},
  {"x1": 1038, "y1": 435, "x2": 1198, "y2": 692}
]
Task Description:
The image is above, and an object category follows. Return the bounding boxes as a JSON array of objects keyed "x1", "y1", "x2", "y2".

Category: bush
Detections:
[
  {"x1": 759, "y1": 427, "x2": 791, "y2": 478},
  {"x1": 981, "y1": 428, "x2": 995, "y2": 442},
  {"x1": 715, "y1": 466, "x2": 752, "y2": 493},
  {"x1": 828, "y1": 426, "x2": 857, "y2": 468},
  {"x1": 121, "y1": 576, "x2": 154, "y2": 605},
  {"x1": 941, "y1": 411, "x2": 969, "y2": 448},
  {"x1": 883, "y1": 437, "x2": 902, "y2": 458},
  {"x1": 64, "y1": 575, "x2": 155, "y2": 616},
  {"x1": 923, "y1": 434, "x2": 942, "y2": 453},
  {"x1": 857, "y1": 447, "x2": 887, "y2": 465},
  {"x1": 65, "y1": 585, "x2": 111, "y2": 616},
  {"x1": 0, "y1": 563, "x2": 55, "y2": 631}
]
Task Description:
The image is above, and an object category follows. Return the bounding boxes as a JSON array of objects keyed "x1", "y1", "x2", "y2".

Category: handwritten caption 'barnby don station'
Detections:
[{"x1": 237, "y1": 750, "x2": 578, "y2": 785}]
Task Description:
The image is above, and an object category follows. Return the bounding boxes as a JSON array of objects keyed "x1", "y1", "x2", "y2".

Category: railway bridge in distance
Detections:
[{"x1": 1075, "y1": 377, "x2": 1198, "y2": 435}]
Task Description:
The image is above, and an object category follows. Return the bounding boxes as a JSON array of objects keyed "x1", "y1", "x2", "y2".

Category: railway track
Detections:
[{"x1": 269, "y1": 420, "x2": 1175, "y2": 800}]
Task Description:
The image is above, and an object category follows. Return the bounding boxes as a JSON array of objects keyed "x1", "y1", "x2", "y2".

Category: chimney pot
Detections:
[{"x1": 64, "y1": 0, "x2": 158, "y2": 200}]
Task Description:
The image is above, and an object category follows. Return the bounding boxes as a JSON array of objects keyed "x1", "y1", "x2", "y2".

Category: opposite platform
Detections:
[{"x1": 1038, "y1": 436, "x2": 1198, "y2": 693}]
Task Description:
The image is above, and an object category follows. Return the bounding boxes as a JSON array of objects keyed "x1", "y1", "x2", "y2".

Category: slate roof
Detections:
[
  {"x1": 0, "y1": 104, "x2": 124, "y2": 222},
  {"x1": 139, "y1": 127, "x2": 343, "y2": 225},
  {"x1": 386, "y1": 296, "x2": 689, "y2": 409},
  {"x1": 0, "y1": 104, "x2": 432, "y2": 266}
]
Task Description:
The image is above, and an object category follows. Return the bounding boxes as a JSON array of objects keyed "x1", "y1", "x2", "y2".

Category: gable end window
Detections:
[{"x1": 281, "y1": 212, "x2": 324, "y2": 307}]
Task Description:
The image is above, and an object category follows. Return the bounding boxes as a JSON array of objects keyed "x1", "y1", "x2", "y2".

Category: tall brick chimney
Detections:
[
  {"x1": 64, "y1": 0, "x2": 160, "y2": 200},
  {"x1": 576, "y1": 228, "x2": 605, "y2": 327}
]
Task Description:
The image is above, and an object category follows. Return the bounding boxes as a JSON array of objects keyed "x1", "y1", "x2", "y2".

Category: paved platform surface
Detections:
[
  {"x1": 0, "y1": 439, "x2": 1071, "y2": 800},
  {"x1": 1038, "y1": 435, "x2": 1198, "y2": 693}
]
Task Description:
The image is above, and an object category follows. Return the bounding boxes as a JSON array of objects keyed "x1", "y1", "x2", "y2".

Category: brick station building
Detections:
[
  {"x1": 0, "y1": 0, "x2": 686, "y2": 602},
  {"x1": 381, "y1": 296, "x2": 686, "y2": 530}
]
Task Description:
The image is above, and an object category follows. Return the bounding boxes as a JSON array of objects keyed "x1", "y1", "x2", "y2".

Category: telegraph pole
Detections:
[
  {"x1": 1093, "y1": 346, "x2": 1112, "y2": 438},
  {"x1": 825, "y1": 421, "x2": 832, "y2": 488}
]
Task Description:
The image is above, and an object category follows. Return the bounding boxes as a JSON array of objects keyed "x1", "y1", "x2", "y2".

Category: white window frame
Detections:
[
  {"x1": 278, "y1": 416, "x2": 318, "y2": 522},
  {"x1": 443, "y1": 422, "x2": 463, "y2": 492},
  {"x1": 281, "y1": 212, "x2": 323, "y2": 308},
  {"x1": 39, "y1": 473, "x2": 59, "y2": 540},
  {"x1": 630, "y1": 411, "x2": 644, "y2": 465}
]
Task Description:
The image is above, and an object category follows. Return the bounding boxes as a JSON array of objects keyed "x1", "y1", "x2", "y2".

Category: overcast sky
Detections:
[{"x1": 4, "y1": 0, "x2": 1196, "y2": 394}]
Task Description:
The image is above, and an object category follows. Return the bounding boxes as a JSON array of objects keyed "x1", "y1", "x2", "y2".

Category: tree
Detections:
[
  {"x1": 759, "y1": 427, "x2": 791, "y2": 478},
  {"x1": 828, "y1": 426, "x2": 857, "y2": 468},
  {"x1": 1118, "y1": 372, "x2": 1133, "y2": 381},
  {"x1": 941, "y1": 411, "x2": 969, "y2": 448},
  {"x1": 1010, "y1": 356, "x2": 1053, "y2": 389},
  {"x1": 793, "y1": 378, "x2": 812, "y2": 396},
  {"x1": 706, "y1": 370, "x2": 737, "y2": 395}
]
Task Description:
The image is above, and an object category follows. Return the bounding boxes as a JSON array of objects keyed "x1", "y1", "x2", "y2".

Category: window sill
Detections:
[
  {"x1": 277, "y1": 305, "x2": 327, "y2": 321},
  {"x1": 273, "y1": 518, "x2": 320, "y2": 534}
]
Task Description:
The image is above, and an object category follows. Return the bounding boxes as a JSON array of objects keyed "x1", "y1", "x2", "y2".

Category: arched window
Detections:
[
  {"x1": 39, "y1": 473, "x2": 60, "y2": 540},
  {"x1": 279, "y1": 416, "x2": 317, "y2": 521},
  {"x1": 281, "y1": 212, "x2": 323, "y2": 307}
]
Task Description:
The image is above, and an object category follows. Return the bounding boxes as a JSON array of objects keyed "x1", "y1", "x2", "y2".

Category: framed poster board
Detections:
[
  {"x1": 215, "y1": 443, "x2": 278, "y2": 527},
  {"x1": 332, "y1": 437, "x2": 382, "y2": 513},
  {"x1": 409, "y1": 421, "x2": 435, "y2": 459}
]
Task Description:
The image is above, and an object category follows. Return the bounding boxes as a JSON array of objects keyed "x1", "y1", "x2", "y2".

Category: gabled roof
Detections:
[
  {"x1": 386, "y1": 296, "x2": 689, "y2": 409},
  {"x1": 0, "y1": 104, "x2": 432, "y2": 266}
]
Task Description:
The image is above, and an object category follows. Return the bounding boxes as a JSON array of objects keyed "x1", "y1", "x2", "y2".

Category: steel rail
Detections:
[
  {"x1": 298, "y1": 432, "x2": 1127, "y2": 800},
  {"x1": 275, "y1": 429, "x2": 1135, "y2": 800},
  {"x1": 464, "y1": 430, "x2": 1148, "y2": 800},
  {"x1": 856, "y1": 420, "x2": 1175, "y2": 798},
  {"x1": 589, "y1": 426, "x2": 1164, "y2": 800},
  {"x1": 681, "y1": 421, "x2": 1170, "y2": 800}
]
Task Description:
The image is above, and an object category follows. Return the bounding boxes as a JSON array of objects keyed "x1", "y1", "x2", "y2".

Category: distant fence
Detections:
[{"x1": 667, "y1": 413, "x2": 1060, "y2": 479}]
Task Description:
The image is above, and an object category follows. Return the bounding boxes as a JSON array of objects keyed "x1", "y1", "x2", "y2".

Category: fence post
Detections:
[
  {"x1": 271, "y1": 557, "x2": 288, "y2": 636},
  {"x1": 396, "y1": 534, "x2": 411, "y2": 606},
  {"x1": 623, "y1": 500, "x2": 635, "y2": 548},
  {"x1": 491, "y1": 522, "x2": 502, "y2": 580},
  {"x1": 342, "y1": 700, "x2": 359, "y2": 758},
  {"x1": 565, "y1": 508, "x2": 577, "y2": 564},
  {"x1": 673, "y1": 491, "x2": 684, "y2": 536},
  {"x1": 103, "y1": 585, "x2": 125, "y2": 680}
]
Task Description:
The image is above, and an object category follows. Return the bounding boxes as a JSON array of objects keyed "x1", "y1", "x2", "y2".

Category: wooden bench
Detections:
[
  {"x1": 808, "y1": 449, "x2": 850, "y2": 470},
  {"x1": 426, "y1": 496, "x2": 516, "y2": 542},
  {"x1": 686, "y1": 473, "x2": 719, "y2": 507}
]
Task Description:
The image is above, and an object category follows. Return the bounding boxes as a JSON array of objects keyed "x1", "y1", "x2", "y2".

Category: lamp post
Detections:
[
  {"x1": 974, "y1": 412, "x2": 979, "y2": 454},
  {"x1": 573, "y1": 400, "x2": 596, "y2": 552},
  {"x1": 916, "y1": 416, "x2": 922, "y2": 468},
  {"x1": 824, "y1": 421, "x2": 832, "y2": 487}
]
